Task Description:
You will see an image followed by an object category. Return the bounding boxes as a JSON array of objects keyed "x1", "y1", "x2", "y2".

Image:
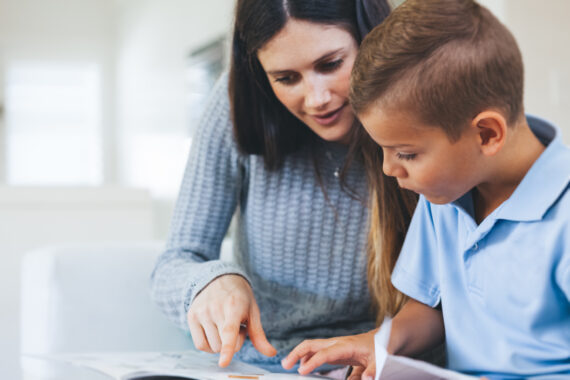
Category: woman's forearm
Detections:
[{"x1": 387, "y1": 299, "x2": 444, "y2": 357}]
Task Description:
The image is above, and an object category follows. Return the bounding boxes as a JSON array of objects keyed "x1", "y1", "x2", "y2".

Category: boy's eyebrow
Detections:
[
  {"x1": 380, "y1": 144, "x2": 414, "y2": 149},
  {"x1": 266, "y1": 48, "x2": 344, "y2": 76}
]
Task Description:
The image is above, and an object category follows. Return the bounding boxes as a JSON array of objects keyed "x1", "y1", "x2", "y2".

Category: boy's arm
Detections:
[
  {"x1": 280, "y1": 299, "x2": 444, "y2": 377},
  {"x1": 388, "y1": 195, "x2": 444, "y2": 355},
  {"x1": 387, "y1": 299, "x2": 444, "y2": 356}
]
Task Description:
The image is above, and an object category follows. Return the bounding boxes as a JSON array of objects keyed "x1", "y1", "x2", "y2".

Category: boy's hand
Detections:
[
  {"x1": 348, "y1": 365, "x2": 373, "y2": 380},
  {"x1": 281, "y1": 329, "x2": 378, "y2": 377}
]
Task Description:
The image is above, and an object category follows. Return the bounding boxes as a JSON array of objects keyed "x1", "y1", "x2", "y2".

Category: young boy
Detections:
[{"x1": 282, "y1": 0, "x2": 570, "y2": 378}]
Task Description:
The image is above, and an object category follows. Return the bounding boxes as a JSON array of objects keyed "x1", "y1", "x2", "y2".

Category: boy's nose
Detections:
[
  {"x1": 383, "y1": 157, "x2": 397, "y2": 177},
  {"x1": 383, "y1": 157, "x2": 405, "y2": 179}
]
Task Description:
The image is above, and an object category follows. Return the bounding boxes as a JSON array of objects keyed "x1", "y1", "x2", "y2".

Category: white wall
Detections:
[
  {"x1": 0, "y1": 1, "x2": 235, "y2": 379},
  {"x1": 116, "y1": 0, "x2": 234, "y2": 199},
  {"x1": 0, "y1": 0, "x2": 119, "y2": 183},
  {"x1": 114, "y1": 0, "x2": 235, "y2": 237},
  {"x1": 0, "y1": 2, "x2": 120, "y2": 378},
  {"x1": 503, "y1": 0, "x2": 570, "y2": 144}
]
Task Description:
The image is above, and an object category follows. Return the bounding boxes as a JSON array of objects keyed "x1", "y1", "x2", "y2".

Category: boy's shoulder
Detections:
[{"x1": 520, "y1": 116, "x2": 570, "y2": 221}]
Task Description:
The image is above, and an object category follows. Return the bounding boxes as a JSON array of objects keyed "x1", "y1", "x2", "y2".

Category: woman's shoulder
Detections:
[
  {"x1": 192, "y1": 72, "x2": 237, "y2": 149},
  {"x1": 199, "y1": 72, "x2": 231, "y2": 129},
  {"x1": 210, "y1": 71, "x2": 230, "y2": 104}
]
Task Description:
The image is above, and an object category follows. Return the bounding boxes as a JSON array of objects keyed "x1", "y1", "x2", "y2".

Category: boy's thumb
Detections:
[{"x1": 362, "y1": 364, "x2": 376, "y2": 380}]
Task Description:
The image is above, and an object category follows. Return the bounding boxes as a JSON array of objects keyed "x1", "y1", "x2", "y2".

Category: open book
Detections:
[
  {"x1": 374, "y1": 320, "x2": 477, "y2": 380},
  {"x1": 25, "y1": 349, "x2": 478, "y2": 380},
  {"x1": 375, "y1": 351, "x2": 477, "y2": 380},
  {"x1": 25, "y1": 346, "x2": 477, "y2": 380},
  {"x1": 26, "y1": 346, "x2": 476, "y2": 380},
  {"x1": 26, "y1": 351, "x2": 331, "y2": 380}
]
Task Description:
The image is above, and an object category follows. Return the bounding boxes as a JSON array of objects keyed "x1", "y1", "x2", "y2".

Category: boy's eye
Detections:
[
  {"x1": 396, "y1": 152, "x2": 417, "y2": 161},
  {"x1": 318, "y1": 59, "x2": 343, "y2": 73}
]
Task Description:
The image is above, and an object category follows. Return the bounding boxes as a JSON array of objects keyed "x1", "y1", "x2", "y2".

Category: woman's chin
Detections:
[{"x1": 310, "y1": 124, "x2": 352, "y2": 144}]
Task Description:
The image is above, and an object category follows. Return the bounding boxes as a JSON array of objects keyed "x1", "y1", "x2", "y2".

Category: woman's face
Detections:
[{"x1": 257, "y1": 19, "x2": 358, "y2": 144}]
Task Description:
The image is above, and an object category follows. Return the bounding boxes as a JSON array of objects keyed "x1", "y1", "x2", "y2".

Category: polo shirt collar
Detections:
[
  {"x1": 487, "y1": 115, "x2": 569, "y2": 222},
  {"x1": 451, "y1": 116, "x2": 569, "y2": 222}
]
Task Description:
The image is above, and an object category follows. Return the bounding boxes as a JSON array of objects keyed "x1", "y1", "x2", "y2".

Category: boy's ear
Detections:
[{"x1": 470, "y1": 110, "x2": 507, "y2": 156}]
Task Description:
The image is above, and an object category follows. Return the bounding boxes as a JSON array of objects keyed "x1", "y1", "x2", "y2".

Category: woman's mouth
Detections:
[{"x1": 310, "y1": 103, "x2": 347, "y2": 126}]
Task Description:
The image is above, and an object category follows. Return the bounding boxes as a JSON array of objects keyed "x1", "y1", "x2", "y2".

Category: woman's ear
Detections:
[{"x1": 470, "y1": 110, "x2": 508, "y2": 156}]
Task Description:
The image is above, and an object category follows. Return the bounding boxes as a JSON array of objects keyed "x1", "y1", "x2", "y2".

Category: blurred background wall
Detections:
[
  {"x1": 0, "y1": 0, "x2": 569, "y2": 379},
  {"x1": 0, "y1": 1, "x2": 234, "y2": 378}
]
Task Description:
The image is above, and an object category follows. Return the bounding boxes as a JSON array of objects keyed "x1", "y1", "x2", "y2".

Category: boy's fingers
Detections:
[
  {"x1": 247, "y1": 305, "x2": 277, "y2": 357},
  {"x1": 347, "y1": 366, "x2": 363, "y2": 380},
  {"x1": 298, "y1": 349, "x2": 338, "y2": 375},
  {"x1": 281, "y1": 341, "x2": 310, "y2": 369},
  {"x1": 282, "y1": 339, "x2": 330, "y2": 369},
  {"x1": 218, "y1": 321, "x2": 241, "y2": 367},
  {"x1": 299, "y1": 354, "x2": 314, "y2": 367},
  {"x1": 361, "y1": 364, "x2": 376, "y2": 380},
  {"x1": 297, "y1": 352, "x2": 326, "y2": 375},
  {"x1": 298, "y1": 346, "x2": 353, "y2": 375}
]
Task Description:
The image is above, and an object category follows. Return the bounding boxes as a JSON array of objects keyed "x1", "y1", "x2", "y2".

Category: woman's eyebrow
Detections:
[
  {"x1": 312, "y1": 48, "x2": 344, "y2": 65},
  {"x1": 265, "y1": 69, "x2": 292, "y2": 76},
  {"x1": 265, "y1": 48, "x2": 345, "y2": 76}
]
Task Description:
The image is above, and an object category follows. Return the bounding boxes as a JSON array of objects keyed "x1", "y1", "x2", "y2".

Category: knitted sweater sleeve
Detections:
[{"x1": 150, "y1": 73, "x2": 250, "y2": 331}]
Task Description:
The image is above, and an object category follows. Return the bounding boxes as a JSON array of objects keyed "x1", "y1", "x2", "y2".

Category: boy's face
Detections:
[{"x1": 359, "y1": 106, "x2": 482, "y2": 204}]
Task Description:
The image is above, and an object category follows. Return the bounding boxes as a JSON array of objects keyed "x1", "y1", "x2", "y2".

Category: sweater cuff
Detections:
[{"x1": 183, "y1": 260, "x2": 251, "y2": 312}]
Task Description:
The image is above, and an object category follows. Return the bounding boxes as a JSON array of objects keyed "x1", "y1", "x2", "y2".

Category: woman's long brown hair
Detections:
[{"x1": 359, "y1": 129, "x2": 418, "y2": 324}]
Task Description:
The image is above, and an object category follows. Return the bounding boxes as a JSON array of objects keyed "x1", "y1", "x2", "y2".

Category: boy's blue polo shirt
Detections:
[{"x1": 392, "y1": 116, "x2": 570, "y2": 379}]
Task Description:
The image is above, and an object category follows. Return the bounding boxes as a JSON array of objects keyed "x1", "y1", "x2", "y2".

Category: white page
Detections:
[
  {"x1": 379, "y1": 354, "x2": 477, "y2": 380},
  {"x1": 24, "y1": 351, "x2": 331, "y2": 380},
  {"x1": 373, "y1": 320, "x2": 477, "y2": 380}
]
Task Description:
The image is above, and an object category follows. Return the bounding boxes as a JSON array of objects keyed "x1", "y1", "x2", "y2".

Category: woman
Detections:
[{"x1": 150, "y1": 0, "x2": 408, "y2": 375}]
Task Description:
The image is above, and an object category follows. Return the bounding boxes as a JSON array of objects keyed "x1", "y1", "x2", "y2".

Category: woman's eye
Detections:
[
  {"x1": 396, "y1": 152, "x2": 417, "y2": 161},
  {"x1": 319, "y1": 59, "x2": 343, "y2": 72},
  {"x1": 274, "y1": 74, "x2": 299, "y2": 85}
]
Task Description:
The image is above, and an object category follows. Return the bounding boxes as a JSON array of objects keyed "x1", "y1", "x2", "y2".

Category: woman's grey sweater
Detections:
[{"x1": 150, "y1": 75, "x2": 374, "y2": 372}]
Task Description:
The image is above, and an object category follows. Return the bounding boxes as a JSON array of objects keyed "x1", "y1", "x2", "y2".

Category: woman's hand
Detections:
[
  {"x1": 187, "y1": 274, "x2": 277, "y2": 367},
  {"x1": 281, "y1": 329, "x2": 378, "y2": 379}
]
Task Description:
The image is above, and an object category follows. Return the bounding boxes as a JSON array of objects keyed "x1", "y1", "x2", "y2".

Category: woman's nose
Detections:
[{"x1": 304, "y1": 78, "x2": 331, "y2": 110}]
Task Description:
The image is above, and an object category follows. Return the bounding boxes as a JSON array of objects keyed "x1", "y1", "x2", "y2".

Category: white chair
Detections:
[{"x1": 20, "y1": 241, "x2": 194, "y2": 355}]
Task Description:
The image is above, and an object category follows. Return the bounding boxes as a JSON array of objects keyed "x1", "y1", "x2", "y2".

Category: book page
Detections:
[
  {"x1": 379, "y1": 354, "x2": 477, "y2": 380},
  {"x1": 373, "y1": 320, "x2": 477, "y2": 380},
  {"x1": 25, "y1": 351, "x2": 331, "y2": 380}
]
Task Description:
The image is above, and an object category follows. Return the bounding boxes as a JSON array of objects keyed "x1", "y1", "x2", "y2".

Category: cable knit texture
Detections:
[{"x1": 150, "y1": 74, "x2": 374, "y2": 372}]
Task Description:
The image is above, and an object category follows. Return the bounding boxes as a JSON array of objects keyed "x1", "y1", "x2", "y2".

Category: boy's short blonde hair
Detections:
[{"x1": 350, "y1": 0, "x2": 524, "y2": 140}]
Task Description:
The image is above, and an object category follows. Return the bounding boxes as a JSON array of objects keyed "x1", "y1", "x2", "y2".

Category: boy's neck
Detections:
[{"x1": 473, "y1": 120, "x2": 546, "y2": 224}]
